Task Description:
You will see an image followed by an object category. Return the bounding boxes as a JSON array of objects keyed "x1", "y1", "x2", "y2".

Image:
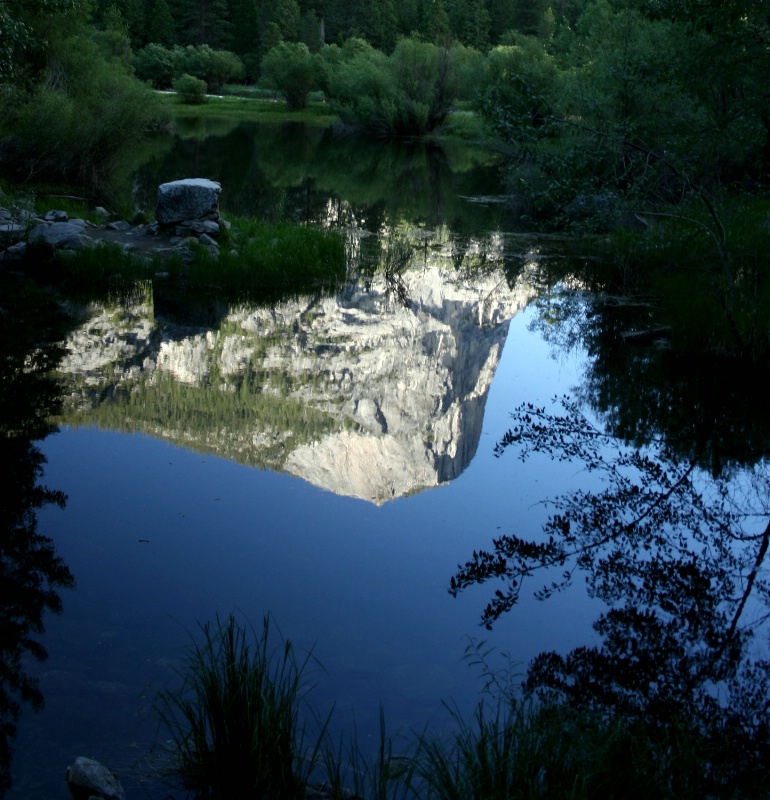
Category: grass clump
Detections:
[
  {"x1": 411, "y1": 700, "x2": 664, "y2": 800},
  {"x1": 154, "y1": 614, "x2": 325, "y2": 800},
  {"x1": 153, "y1": 621, "x2": 770, "y2": 800},
  {"x1": 191, "y1": 218, "x2": 346, "y2": 301},
  {"x1": 26, "y1": 217, "x2": 346, "y2": 305}
]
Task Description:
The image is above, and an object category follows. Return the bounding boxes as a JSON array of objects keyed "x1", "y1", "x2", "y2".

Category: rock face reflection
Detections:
[{"x1": 58, "y1": 266, "x2": 532, "y2": 503}]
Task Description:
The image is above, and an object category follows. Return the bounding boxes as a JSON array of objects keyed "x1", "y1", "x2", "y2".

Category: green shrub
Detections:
[
  {"x1": 134, "y1": 44, "x2": 244, "y2": 92},
  {"x1": 0, "y1": 31, "x2": 169, "y2": 189},
  {"x1": 260, "y1": 42, "x2": 321, "y2": 110},
  {"x1": 324, "y1": 38, "x2": 460, "y2": 138},
  {"x1": 477, "y1": 37, "x2": 561, "y2": 140},
  {"x1": 133, "y1": 42, "x2": 176, "y2": 89},
  {"x1": 174, "y1": 73, "x2": 208, "y2": 105}
]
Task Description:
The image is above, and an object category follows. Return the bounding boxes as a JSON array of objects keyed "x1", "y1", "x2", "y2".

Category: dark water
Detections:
[{"x1": 4, "y1": 120, "x2": 770, "y2": 797}]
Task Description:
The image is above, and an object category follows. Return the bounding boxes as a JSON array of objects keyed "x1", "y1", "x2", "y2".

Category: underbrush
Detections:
[
  {"x1": 27, "y1": 218, "x2": 346, "y2": 305},
  {"x1": 587, "y1": 197, "x2": 770, "y2": 360},
  {"x1": 152, "y1": 616, "x2": 770, "y2": 800}
]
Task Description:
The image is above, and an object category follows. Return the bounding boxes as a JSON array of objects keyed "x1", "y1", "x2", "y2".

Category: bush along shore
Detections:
[{"x1": 0, "y1": 178, "x2": 346, "y2": 304}]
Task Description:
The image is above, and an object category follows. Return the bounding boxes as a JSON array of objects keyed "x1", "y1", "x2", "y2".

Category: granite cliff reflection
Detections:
[{"x1": 57, "y1": 263, "x2": 534, "y2": 504}]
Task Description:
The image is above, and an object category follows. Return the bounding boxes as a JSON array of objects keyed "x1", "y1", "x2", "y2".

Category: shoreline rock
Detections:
[
  {"x1": 66, "y1": 756, "x2": 124, "y2": 800},
  {"x1": 0, "y1": 178, "x2": 226, "y2": 264}
]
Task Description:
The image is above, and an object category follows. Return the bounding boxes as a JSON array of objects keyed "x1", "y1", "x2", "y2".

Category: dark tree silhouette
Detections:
[
  {"x1": 450, "y1": 396, "x2": 770, "y2": 794},
  {"x1": 0, "y1": 276, "x2": 75, "y2": 795}
]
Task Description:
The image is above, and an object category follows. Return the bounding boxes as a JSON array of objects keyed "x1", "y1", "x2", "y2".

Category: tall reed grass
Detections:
[
  {"x1": 154, "y1": 614, "x2": 327, "y2": 800},
  {"x1": 153, "y1": 620, "x2": 767, "y2": 800}
]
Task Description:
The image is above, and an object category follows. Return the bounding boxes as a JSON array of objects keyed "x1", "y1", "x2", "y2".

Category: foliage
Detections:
[
  {"x1": 134, "y1": 43, "x2": 244, "y2": 91},
  {"x1": 0, "y1": 0, "x2": 91, "y2": 82},
  {"x1": 449, "y1": 396, "x2": 770, "y2": 796},
  {"x1": 476, "y1": 37, "x2": 560, "y2": 142},
  {"x1": 325, "y1": 37, "x2": 460, "y2": 138},
  {"x1": 154, "y1": 614, "x2": 327, "y2": 799},
  {"x1": 174, "y1": 72, "x2": 207, "y2": 104},
  {"x1": 132, "y1": 41, "x2": 176, "y2": 87},
  {"x1": 0, "y1": 274, "x2": 75, "y2": 794},
  {"x1": 0, "y1": 21, "x2": 169, "y2": 190},
  {"x1": 260, "y1": 41, "x2": 320, "y2": 110}
]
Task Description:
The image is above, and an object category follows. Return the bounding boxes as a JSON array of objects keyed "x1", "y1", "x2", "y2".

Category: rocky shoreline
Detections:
[{"x1": 0, "y1": 178, "x2": 228, "y2": 265}]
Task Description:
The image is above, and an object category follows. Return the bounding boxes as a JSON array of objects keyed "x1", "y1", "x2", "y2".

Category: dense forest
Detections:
[{"x1": 94, "y1": 0, "x2": 558, "y2": 55}]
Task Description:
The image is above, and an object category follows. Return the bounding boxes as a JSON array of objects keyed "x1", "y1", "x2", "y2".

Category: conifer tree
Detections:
[
  {"x1": 300, "y1": 9, "x2": 323, "y2": 52},
  {"x1": 231, "y1": 0, "x2": 259, "y2": 53},
  {"x1": 146, "y1": 0, "x2": 175, "y2": 45},
  {"x1": 274, "y1": 0, "x2": 301, "y2": 40}
]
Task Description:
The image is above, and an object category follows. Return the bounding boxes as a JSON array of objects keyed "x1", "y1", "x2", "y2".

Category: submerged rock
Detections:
[{"x1": 65, "y1": 756, "x2": 124, "y2": 800}]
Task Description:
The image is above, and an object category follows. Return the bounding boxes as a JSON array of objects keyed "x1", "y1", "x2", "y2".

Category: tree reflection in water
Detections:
[
  {"x1": 0, "y1": 277, "x2": 74, "y2": 795},
  {"x1": 451, "y1": 395, "x2": 770, "y2": 793}
]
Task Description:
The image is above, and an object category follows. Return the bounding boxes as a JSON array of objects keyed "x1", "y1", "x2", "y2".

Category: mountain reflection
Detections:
[
  {"x1": 0, "y1": 277, "x2": 74, "y2": 796},
  {"x1": 57, "y1": 261, "x2": 534, "y2": 504}
]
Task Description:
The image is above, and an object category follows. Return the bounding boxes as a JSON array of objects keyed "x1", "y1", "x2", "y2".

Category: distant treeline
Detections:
[{"x1": 97, "y1": 0, "x2": 560, "y2": 63}]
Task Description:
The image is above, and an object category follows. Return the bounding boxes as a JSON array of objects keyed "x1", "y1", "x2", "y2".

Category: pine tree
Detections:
[
  {"x1": 449, "y1": 0, "x2": 490, "y2": 48},
  {"x1": 146, "y1": 0, "x2": 176, "y2": 45},
  {"x1": 168, "y1": 0, "x2": 200, "y2": 43},
  {"x1": 204, "y1": 0, "x2": 234, "y2": 48},
  {"x1": 300, "y1": 9, "x2": 323, "y2": 52},
  {"x1": 487, "y1": 0, "x2": 516, "y2": 42},
  {"x1": 511, "y1": 0, "x2": 551, "y2": 37},
  {"x1": 231, "y1": 0, "x2": 260, "y2": 54},
  {"x1": 274, "y1": 0, "x2": 301, "y2": 40},
  {"x1": 123, "y1": 0, "x2": 147, "y2": 45}
]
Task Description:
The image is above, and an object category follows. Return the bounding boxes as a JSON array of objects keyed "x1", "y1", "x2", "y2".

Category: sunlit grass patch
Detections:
[
  {"x1": 29, "y1": 218, "x2": 346, "y2": 305},
  {"x1": 166, "y1": 92, "x2": 337, "y2": 126},
  {"x1": 199, "y1": 218, "x2": 347, "y2": 301}
]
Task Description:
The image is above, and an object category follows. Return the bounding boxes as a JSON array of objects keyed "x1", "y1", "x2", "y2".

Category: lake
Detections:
[{"x1": 5, "y1": 119, "x2": 770, "y2": 798}]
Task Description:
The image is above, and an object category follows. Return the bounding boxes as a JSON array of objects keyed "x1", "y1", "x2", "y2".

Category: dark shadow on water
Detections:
[
  {"x1": 450, "y1": 278, "x2": 770, "y2": 795},
  {"x1": 0, "y1": 274, "x2": 75, "y2": 796}
]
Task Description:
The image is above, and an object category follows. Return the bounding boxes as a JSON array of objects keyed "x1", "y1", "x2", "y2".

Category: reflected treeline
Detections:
[
  {"x1": 452, "y1": 254, "x2": 770, "y2": 792},
  {"x1": 0, "y1": 276, "x2": 75, "y2": 795},
  {"x1": 528, "y1": 282, "x2": 770, "y2": 473},
  {"x1": 132, "y1": 120, "x2": 505, "y2": 236},
  {"x1": 451, "y1": 398, "x2": 770, "y2": 793}
]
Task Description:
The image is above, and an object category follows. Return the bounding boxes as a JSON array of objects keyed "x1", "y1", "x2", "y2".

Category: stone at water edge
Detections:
[
  {"x1": 28, "y1": 221, "x2": 95, "y2": 251},
  {"x1": 65, "y1": 756, "x2": 124, "y2": 800},
  {"x1": 156, "y1": 178, "x2": 221, "y2": 227}
]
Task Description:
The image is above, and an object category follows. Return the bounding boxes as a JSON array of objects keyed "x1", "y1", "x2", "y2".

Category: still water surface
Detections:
[
  {"x1": 11, "y1": 310, "x2": 600, "y2": 797},
  {"x1": 11, "y1": 118, "x2": 767, "y2": 797}
]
